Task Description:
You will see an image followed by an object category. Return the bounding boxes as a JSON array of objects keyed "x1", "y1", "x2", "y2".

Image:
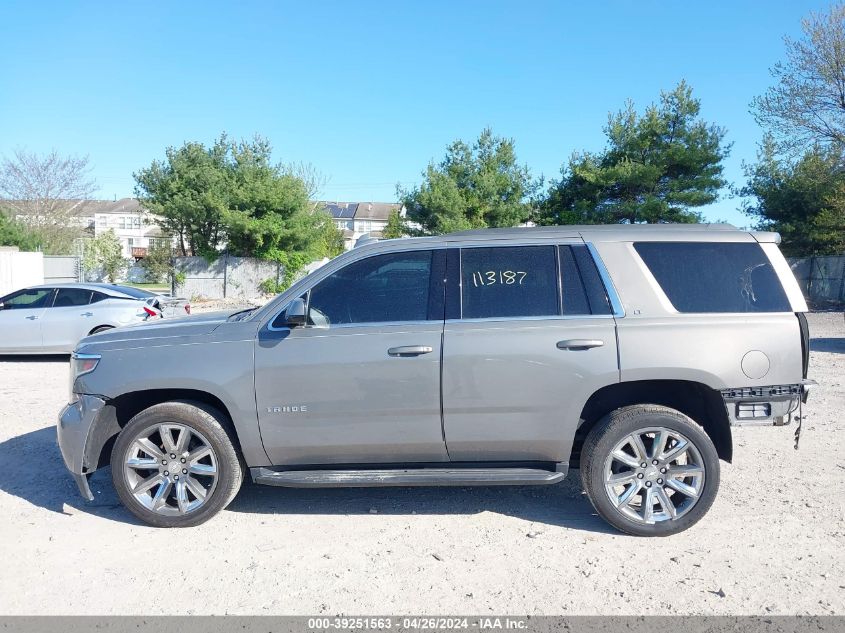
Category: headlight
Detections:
[{"x1": 69, "y1": 352, "x2": 101, "y2": 402}]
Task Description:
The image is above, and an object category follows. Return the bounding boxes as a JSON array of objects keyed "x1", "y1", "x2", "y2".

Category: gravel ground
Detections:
[{"x1": 0, "y1": 312, "x2": 842, "y2": 615}]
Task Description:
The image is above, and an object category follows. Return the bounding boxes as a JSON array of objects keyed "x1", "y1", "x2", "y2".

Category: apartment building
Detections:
[
  {"x1": 322, "y1": 201, "x2": 404, "y2": 250},
  {"x1": 91, "y1": 198, "x2": 170, "y2": 259}
]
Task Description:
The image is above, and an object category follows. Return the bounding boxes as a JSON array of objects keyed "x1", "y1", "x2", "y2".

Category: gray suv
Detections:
[{"x1": 58, "y1": 224, "x2": 813, "y2": 536}]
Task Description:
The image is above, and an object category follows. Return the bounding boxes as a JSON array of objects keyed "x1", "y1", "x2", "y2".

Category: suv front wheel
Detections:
[
  {"x1": 581, "y1": 405, "x2": 720, "y2": 536},
  {"x1": 111, "y1": 401, "x2": 243, "y2": 527}
]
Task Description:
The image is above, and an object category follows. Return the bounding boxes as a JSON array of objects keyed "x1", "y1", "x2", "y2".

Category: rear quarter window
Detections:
[{"x1": 634, "y1": 242, "x2": 791, "y2": 313}]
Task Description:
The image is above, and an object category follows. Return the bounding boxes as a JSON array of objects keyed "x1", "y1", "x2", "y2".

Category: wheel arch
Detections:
[
  {"x1": 87, "y1": 324, "x2": 116, "y2": 336},
  {"x1": 571, "y1": 380, "x2": 732, "y2": 467},
  {"x1": 91, "y1": 389, "x2": 240, "y2": 469}
]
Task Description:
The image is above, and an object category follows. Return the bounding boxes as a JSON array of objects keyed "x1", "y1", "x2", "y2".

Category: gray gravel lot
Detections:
[{"x1": 0, "y1": 312, "x2": 842, "y2": 615}]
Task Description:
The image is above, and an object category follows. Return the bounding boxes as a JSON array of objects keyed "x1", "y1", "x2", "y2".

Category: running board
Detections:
[{"x1": 251, "y1": 467, "x2": 567, "y2": 488}]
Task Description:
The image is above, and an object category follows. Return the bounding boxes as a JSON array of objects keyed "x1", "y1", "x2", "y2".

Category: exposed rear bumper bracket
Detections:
[{"x1": 720, "y1": 383, "x2": 804, "y2": 426}]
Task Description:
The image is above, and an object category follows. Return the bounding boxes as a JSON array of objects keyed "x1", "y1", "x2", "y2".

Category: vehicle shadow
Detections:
[
  {"x1": 810, "y1": 337, "x2": 845, "y2": 354},
  {"x1": 0, "y1": 426, "x2": 614, "y2": 533},
  {"x1": 226, "y1": 474, "x2": 617, "y2": 534},
  {"x1": 0, "y1": 426, "x2": 142, "y2": 525},
  {"x1": 0, "y1": 354, "x2": 69, "y2": 362}
]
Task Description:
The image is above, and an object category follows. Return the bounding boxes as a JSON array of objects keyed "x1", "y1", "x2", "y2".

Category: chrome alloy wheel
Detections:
[
  {"x1": 603, "y1": 426, "x2": 705, "y2": 525},
  {"x1": 123, "y1": 423, "x2": 219, "y2": 516}
]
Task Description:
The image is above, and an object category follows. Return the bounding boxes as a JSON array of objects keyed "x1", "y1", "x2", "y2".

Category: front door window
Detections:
[{"x1": 306, "y1": 250, "x2": 434, "y2": 326}]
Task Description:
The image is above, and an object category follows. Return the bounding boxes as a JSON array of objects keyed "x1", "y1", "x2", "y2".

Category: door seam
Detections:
[{"x1": 439, "y1": 327, "x2": 452, "y2": 459}]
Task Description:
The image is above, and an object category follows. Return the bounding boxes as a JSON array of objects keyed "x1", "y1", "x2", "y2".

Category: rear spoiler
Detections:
[{"x1": 751, "y1": 231, "x2": 781, "y2": 244}]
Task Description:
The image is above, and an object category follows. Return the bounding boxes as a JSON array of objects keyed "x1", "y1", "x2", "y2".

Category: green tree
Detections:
[
  {"x1": 83, "y1": 230, "x2": 127, "y2": 283},
  {"x1": 382, "y1": 209, "x2": 407, "y2": 238},
  {"x1": 751, "y1": 4, "x2": 845, "y2": 152},
  {"x1": 741, "y1": 138, "x2": 845, "y2": 256},
  {"x1": 541, "y1": 81, "x2": 730, "y2": 225},
  {"x1": 140, "y1": 241, "x2": 174, "y2": 284},
  {"x1": 134, "y1": 137, "x2": 230, "y2": 257},
  {"x1": 313, "y1": 206, "x2": 345, "y2": 258},
  {"x1": 399, "y1": 128, "x2": 538, "y2": 235},
  {"x1": 134, "y1": 135, "x2": 342, "y2": 271},
  {"x1": 0, "y1": 209, "x2": 42, "y2": 250}
]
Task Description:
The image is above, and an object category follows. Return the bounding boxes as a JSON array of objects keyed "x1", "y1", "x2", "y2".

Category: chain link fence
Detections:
[{"x1": 787, "y1": 256, "x2": 845, "y2": 308}]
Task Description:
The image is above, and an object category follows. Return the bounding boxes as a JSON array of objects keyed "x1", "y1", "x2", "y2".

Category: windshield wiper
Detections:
[{"x1": 227, "y1": 307, "x2": 257, "y2": 322}]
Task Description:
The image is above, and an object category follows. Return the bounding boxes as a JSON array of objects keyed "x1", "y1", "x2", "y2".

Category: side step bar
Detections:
[{"x1": 251, "y1": 467, "x2": 567, "y2": 488}]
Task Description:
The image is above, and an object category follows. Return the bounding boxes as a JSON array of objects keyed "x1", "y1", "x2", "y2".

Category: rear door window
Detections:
[
  {"x1": 460, "y1": 246, "x2": 559, "y2": 319},
  {"x1": 634, "y1": 242, "x2": 791, "y2": 313},
  {"x1": 53, "y1": 288, "x2": 93, "y2": 307}
]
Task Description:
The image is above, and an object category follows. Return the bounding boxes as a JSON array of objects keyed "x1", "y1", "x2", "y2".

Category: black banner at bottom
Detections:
[{"x1": 0, "y1": 616, "x2": 842, "y2": 633}]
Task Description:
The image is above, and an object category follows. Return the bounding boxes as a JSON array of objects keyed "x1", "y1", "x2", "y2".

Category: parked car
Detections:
[
  {"x1": 0, "y1": 283, "x2": 190, "y2": 354},
  {"x1": 58, "y1": 225, "x2": 813, "y2": 535}
]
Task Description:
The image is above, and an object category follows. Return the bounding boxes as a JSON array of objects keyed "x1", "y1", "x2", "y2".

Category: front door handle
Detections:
[
  {"x1": 25, "y1": 315, "x2": 38, "y2": 320},
  {"x1": 80, "y1": 312, "x2": 93, "y2": 317},
  {"x1": 557, "y1": 339, "x2": 604, "y2": 351},
  {"x1": 388, "y1": 345, "x2": 434, "y2": 357}
]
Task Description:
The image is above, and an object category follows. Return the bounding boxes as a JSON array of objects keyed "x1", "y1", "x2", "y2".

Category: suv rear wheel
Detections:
[
  {"x1": 111, "y1": 401, "x2": 243, "y2": 527},
  {"x1": 581, "y1": 404, "x2": 720, "y2": 536}
]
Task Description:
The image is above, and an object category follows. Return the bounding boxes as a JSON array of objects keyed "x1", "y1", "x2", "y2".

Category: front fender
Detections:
[{"x1": 73, "y1": 333, "x2": 269, "y2": 468}]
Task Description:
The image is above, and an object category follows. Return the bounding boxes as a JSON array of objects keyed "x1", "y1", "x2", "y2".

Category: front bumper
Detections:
[
  {"x1": 720, "y1": 381, "x2": 814, "y2": 427},
  {"x1": 57, "y1": 395, "x2": 117, "y2": 501}
]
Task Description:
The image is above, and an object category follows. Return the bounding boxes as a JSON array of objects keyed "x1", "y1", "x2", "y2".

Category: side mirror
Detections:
[{"x1": 284, "y1": 298, "x2": 307, "y2": 327}]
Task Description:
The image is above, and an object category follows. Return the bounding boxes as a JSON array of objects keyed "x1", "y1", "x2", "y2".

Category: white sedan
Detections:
[{"x1": 0, "y1": 283, "x2": 190, "y2": 354}]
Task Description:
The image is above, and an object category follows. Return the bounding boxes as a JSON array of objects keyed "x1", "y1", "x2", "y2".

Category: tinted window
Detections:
[
  {"x1": 101, "y1": 284, "x2": 155, "y2": 299},
  {"x1": 307, "y1": 251, "x2": 434, "y2": 325},
  {"x1": 90, "y1": 292, "x2": 108, "y2": 304},
  {"x1": 634, "y1": 242, "x2": 791, "y2": 313},
  {"x1": 53, "y1": 288, "x2": 93, "y2": 307},
  {"x1": 461, "y1": 246, "x2": 559, "y2": 319},
  {"x1": 559, "y1": 245, "x2": 589, "y2": 315},
  {"x1": 559, "y1": 245, "x2": 612, "y2": 316},
  {"x1": 0, "y1": 288, "x2": 54, "y2": 310}
]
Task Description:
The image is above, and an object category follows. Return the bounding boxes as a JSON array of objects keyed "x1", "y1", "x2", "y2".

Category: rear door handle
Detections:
[
  {"x1": 25, "y1": 315, "x2": 38, "y2": 320},
  {"x1": 388, "y1": 345, "x2": 434, "y2": 357},
  {"x1": 80, "y1": 312, "x2": 93, "y2": 317},
  {"x1": 557, "y1": 339, "x2": 604, "y2": 351}
]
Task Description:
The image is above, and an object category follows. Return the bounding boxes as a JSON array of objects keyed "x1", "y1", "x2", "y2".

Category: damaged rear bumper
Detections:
[{"x1": 720, "y1": 380, "x2": 815, "y2": 427}]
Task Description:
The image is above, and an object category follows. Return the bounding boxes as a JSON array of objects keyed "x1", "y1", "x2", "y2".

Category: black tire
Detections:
[
  {"x1": 111, "y1": 401, "x2": 243, "y2": 527},
  {"x1": 89, "y1": 325, "x2": 114, "y2": 335},
  {"x1": 581, "y1": 404, "x2": 720, "y2": 537}
]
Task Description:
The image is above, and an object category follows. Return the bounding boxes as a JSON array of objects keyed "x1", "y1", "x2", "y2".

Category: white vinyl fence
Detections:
[{"x1": 0, "y1": 250, "x2": 43, "y2": 296}]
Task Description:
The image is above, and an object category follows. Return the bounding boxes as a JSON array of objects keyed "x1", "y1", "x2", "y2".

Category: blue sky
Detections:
[{"x1": 0, "y1": 0, "x2": 832, "y2": 227}]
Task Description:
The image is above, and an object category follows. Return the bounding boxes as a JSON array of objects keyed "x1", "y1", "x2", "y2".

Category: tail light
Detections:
[
  {"x1": 143, "y1": 306, "x2": 158, "y2": 317},
  {"x1": 797, "y1": 312, "x2": 809, "y2": 379}
]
